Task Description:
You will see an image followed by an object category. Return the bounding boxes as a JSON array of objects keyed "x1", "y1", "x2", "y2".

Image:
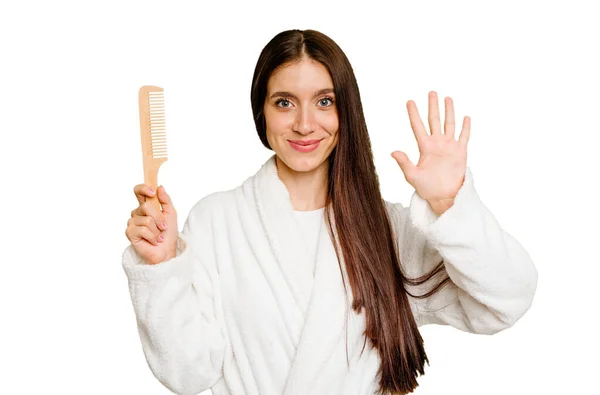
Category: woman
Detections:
[{"x1": 122, "y1": 29, "x2": 538, "y2": 395}]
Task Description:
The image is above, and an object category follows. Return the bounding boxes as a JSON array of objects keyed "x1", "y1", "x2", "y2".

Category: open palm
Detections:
[{"x1": 392, "y1": 91, "x2": 470, "y2": 204}]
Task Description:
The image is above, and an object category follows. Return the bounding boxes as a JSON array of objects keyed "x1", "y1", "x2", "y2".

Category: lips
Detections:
[
  {"x1": 288, "y1": 139, "x2": 322, "y2": 153},
  {"x1": 288, "y1": 139, "x2": 322, "y2": 146}
]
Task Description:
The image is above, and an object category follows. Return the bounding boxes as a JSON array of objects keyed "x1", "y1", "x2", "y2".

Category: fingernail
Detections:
[
  {"x1": 158, "y1": 234, "x2": 164, "y2": 242},
  {"x1": 161, "y1": 222, "x2": 167, "y2": 229},
  {"x1": 149, "y1": 189, "x2": 155, "y2": 195}
]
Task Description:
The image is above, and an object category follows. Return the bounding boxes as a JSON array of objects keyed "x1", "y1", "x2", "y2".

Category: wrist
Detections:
[
  {"x1": 427, "y1": 198, "x2": 455, "y2": 217},
  {"x1": 165, "y1": 250, "x2": 177, "y2": 261}
]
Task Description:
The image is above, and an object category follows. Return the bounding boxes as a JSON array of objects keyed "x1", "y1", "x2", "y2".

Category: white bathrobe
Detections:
[{"x1": 121, "y1": 154, "x2": 538, "y2": 395}]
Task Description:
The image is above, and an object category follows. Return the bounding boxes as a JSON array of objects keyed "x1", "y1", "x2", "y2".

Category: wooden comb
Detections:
[{"x1": 138, "y1": 85, "x2": 168, "y2": 212}]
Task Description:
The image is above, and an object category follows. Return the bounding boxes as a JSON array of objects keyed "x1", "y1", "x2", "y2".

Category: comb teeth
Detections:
[{"x1": 148, "y1": 91, "x2": 168, "y2": 159}]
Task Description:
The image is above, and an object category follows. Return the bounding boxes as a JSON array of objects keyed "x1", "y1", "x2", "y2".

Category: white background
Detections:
[{"x1": 1, "y1": 0, "x2": 598, "y2": 394}]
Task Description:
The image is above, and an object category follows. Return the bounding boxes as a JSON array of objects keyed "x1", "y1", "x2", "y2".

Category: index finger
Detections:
[
  {"x1": 406, "y1": 100, "x2": 428, "y2": 145},
  {"x1": 133, "y1": 184, "x2": 156, "y2": 205}
]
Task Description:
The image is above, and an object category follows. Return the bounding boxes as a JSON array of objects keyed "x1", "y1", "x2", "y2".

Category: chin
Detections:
[{"x1": 280, "y1": 152, "x2": 327, "y2": 173}]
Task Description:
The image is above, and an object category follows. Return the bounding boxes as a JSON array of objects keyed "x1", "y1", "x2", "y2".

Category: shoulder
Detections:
[
  {"x1": 189, "y1": 189, "x2": 236, "y2": 217},
  {"x1": 383, "y1": 199, "x2": 402, "y2": 213},
  {"x1": 178, "y1": 189, "x2": 237, "y2": 245},
  {"x1": 185, "y1": 167, "x2": 259, "y2": 223},
  {"x1": 382, "y1": 199, "x2": 421, "y2": 245},
  {"x1": 383, "y1": 199, "x2": 406, "y2": 225}
]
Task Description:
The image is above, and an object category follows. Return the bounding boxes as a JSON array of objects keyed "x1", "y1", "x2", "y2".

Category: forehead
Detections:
[{"x1": 268, "y1": 58, "x2": 333, "y2": 92}]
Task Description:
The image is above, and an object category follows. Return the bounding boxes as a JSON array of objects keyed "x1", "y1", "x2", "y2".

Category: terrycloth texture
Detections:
[
  {"x1": 292, "y1": 208, "x2": 323, "y2": 277},
  {"x1": 122, "y1": 154, "x2": 538, "y2": 395}
]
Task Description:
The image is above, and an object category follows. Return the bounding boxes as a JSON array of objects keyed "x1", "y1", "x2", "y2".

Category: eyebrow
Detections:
[{"x1": 269, "y1": 88, "x2": 335, "y2": 100}]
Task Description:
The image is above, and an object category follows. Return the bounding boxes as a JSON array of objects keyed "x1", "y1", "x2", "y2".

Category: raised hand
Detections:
[{"x1": 392, "y1": 91, "x2": 471, "y2": 216}]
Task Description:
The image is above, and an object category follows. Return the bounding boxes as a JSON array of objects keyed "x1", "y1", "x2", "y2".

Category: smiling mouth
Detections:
[
  {"x1": 288, "y1": 139, "x2": 323, "y2": 146},
  {"x1": 288, "y1": 140, "x2": 322, "y2": 152}
]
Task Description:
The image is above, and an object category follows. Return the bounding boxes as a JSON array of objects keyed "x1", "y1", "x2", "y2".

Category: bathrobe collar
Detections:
[{"x1": 252, "y1": 154, "x2": 352, "y2": 394}]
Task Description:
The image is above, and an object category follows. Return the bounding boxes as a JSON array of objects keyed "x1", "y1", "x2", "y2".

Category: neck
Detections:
[{"x1": 275, "y1": 155, "x2": 328, "y2": 211}]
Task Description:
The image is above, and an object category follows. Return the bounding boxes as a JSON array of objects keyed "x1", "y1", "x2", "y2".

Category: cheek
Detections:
[
  {"x1": 322, "y1": 112, "x2": 339, "y2": 136},
  {"x1": 265, "y1": 111, "x2": 291, "y2": 134},
  {"x1": 331, "y1": 131, "x2": 340, "y2": 148}
]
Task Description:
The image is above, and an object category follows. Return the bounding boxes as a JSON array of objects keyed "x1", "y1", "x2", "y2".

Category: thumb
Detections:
[
  {"x1": 391, "y1": 151, "x2": 417, "y2": 181},
  {"x1": 157, "y1": 185, "x2": 176, "y2": 217}
]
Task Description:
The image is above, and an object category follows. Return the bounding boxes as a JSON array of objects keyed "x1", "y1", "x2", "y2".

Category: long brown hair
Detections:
[{"x1": 250, "y1": 29, "x2": 451, "y2": 395}]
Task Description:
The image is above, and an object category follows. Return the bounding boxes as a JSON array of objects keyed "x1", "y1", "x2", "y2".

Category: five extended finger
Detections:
[
  {"x1": 428, "y1": 91, "x2": 441, "y2": 135},
  {"x1": 406, "y1": 100, "x2": 428, "y2": 144},
  {"x1": 444, "y1": 97, "x2": 456, "y2": 139},
  {"x1": 459, "y1": 116, "x2": 471, "y2": 147}
]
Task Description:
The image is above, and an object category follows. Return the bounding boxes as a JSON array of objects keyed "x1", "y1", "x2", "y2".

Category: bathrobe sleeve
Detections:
[
  {"x1": 121, "y1": 198, "x2": 226, "y2": 395},
  {"x1": 386, "y1": 167, "x2": 538, "y2": 335}
]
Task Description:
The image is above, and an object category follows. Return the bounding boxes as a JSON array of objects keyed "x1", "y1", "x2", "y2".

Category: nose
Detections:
[{"x1": 292, "y1": 107, "x2": 316, "y2": 135}]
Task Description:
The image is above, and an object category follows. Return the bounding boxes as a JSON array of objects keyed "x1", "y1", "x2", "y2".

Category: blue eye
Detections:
[
  {"x1": 319, "y1": 97, "x2": 334, "y2": 107},
  {"x1": 275, "y1": 96, "x2": 335, "y2": 108},
  {"x1": 275, "y1": 98, "x2": 291, "y2": 108}
]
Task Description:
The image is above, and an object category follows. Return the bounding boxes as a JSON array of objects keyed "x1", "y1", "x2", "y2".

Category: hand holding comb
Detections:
[{"x1": 139, "y1": 85, "x2": 168, "y2": 212}]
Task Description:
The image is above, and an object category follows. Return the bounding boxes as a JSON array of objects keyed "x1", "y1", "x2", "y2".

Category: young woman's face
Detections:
[{"x1": 263, "y1": 57, "x2": 339, "y2": 174}]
